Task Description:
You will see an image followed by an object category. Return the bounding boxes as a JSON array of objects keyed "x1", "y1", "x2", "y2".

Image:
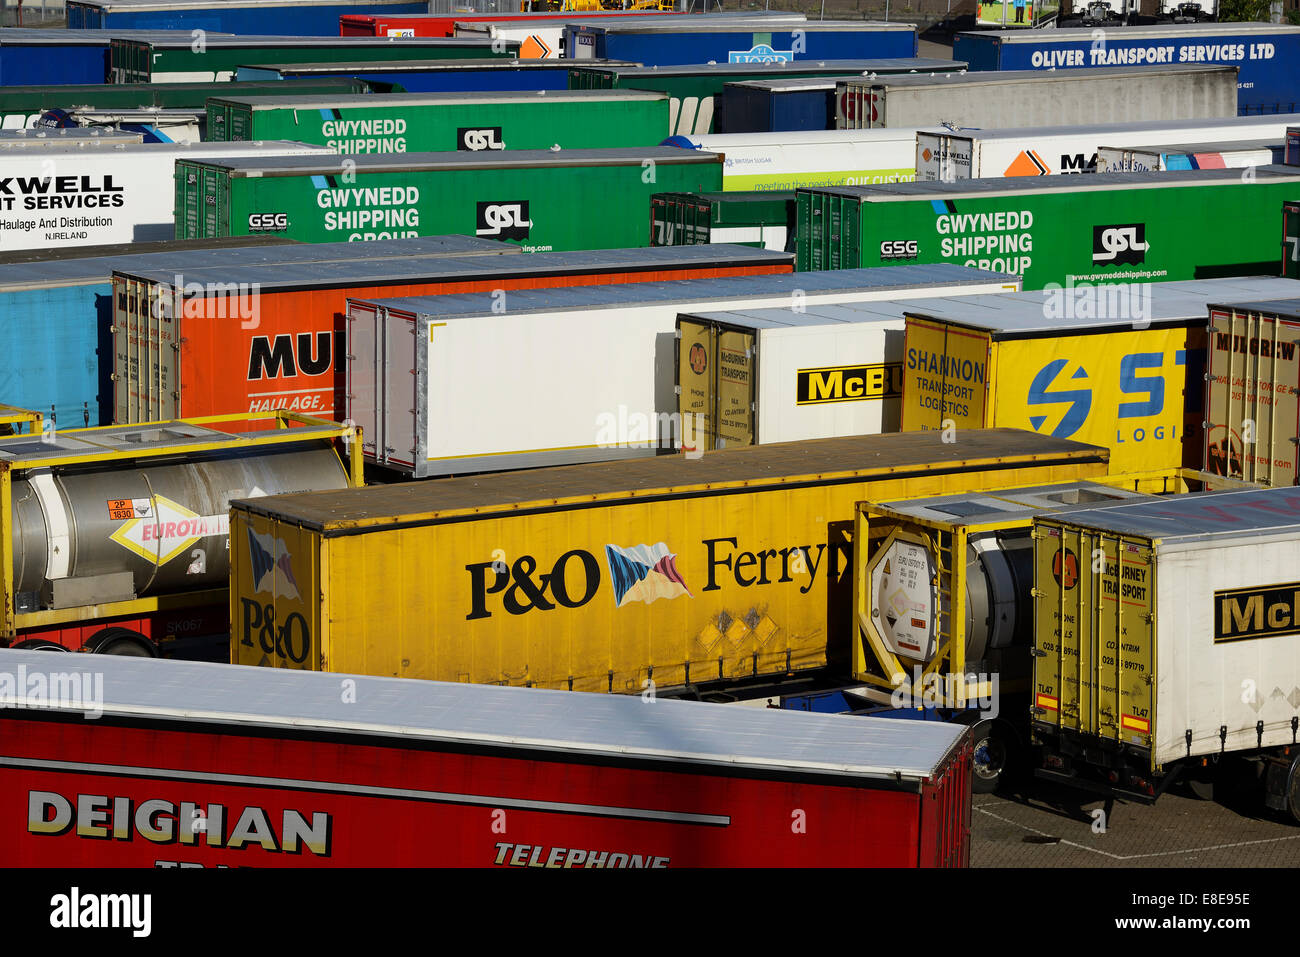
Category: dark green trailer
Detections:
[
  {"x1": 651, "y1": 190, "x2": 794, "y2": 250},
  {"x1": 1286, "y1": 201, "x2": 1300, "y2": 279},
  {"x1": 174, "y1": 146, "x2": 724, "y2": 253}
]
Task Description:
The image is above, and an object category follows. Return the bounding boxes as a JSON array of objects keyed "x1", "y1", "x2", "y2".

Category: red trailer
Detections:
[
  {"x1": 1, "y1": 649, "x2": 972, "y2": 867},
  {"x1": 340, "y1": 9, "x2": 680, "y2": 39}
]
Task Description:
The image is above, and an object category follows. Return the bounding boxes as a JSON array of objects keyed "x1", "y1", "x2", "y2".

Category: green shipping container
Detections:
[
  {"x1": 206, "y1": 90, "x2": 670, "y2": 152},
  {"x1": 651, "y1": 190, "x2": 794, "y2": 249},
  {"x1": 174, "y1": 146, "x2": 723, "y2": 252},
  {"x1": 111, "y1": 36, "x2": 518, "y2": 84},
  {"x1": 569, "y1": 59, "x2": 966, "y2": 137},
  {"x1": 0, "y1": 78, "x2": 373, "y2": 132},
  {"x1": 797, "y1": 167, "x2": 1300, "y2": 290},
  {"x1": 1285, "y1": 201, "x2": 1300, "y2": 279}
]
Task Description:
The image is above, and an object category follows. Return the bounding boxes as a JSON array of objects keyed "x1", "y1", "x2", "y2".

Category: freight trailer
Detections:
[
  {"x1": 0, "y1": 235, "x2": 512, "y2": 427},
  {"x1": 953, "y1": 23, "x2": 1300, "y2": 116},
  {"x1": 1289, "y1": 126, "x2": 1299, "y2": 165},
  {"x1": 916, "y1": 114, "x2": 1300, "y2": 180},
  {"x1": 111, "y1": 244, "x2": 792, "y2": 423},
  {"x1": 0, "y1": 77, "x2": 373, "y2": 131},
  {"x1": 0, "y1": 410, "x2": 360, "y2": 657},
  {"x1": 900, "y1": 278, "x2": 1300, "y2": 474},
  {"x1": 1097, "y1": 139, "x2": 1284, "y2": 172},
  {"x1": 344, "y1": 264, "x2": 1021, "y2": 477},
  {"x1": 228, "y1": 428, "x2": 1108, "y2": 691},
  {"x1": 564, "y1": 20, "x2": 916, "y2": 67},
  {"x1": 66, "y1": 0, "x2": 427, "y2": 34},
  {"x1": 207, "y1": 90, "x2": 670, "y2": 152},
  {"x1": 342, "y1": 9, "x2": 687, "y2": 40},
  {"x1": 682, "y1": 277, "x2": 1300, "y2": 460},
  {"x1": 35, "y1": 108, "x2": 203, "y2": 145},
  {"x1": 0, "y1": 648, "x2": 973, "y2": 867},
  {"x1": 109, "y1": 35, "x2": 518, "y2": 84},
  {"x1": 651, "y1": 191, "x2": 795, "y2": 249},
  {"x1": 795, "y1": 166, "x2": 1300, "y2": 287},
  {"x1": 236, "y1": 58, "x2": 635, "y2": 92},
  {"x1": 835, "y1": 65, "x2": 1239, "y2": 130},
  {"x1": 0, "y1": 139, "x2": 334, "y2": 253},
  {"x1": 568, "y1": 61, "x2": 951, "y2": 137},
  {"x1": 1032, "y1": 486, "x2": 1300, "y2": 818},
  {"x1": 172, "y1": 147, "x2": 723, "y2": 251},
  {"x1": 665, "y1": 129, "x2": 918, "y2": 191},
  {"x1": 1286, "y1": 202, "x2": 1300, "y2": 279},
  {"x1": 451, "y1": 11, "x2": 686, "y2": 59},
  {"x1": 0, "y1": 28, "x2": 234, "y2": 87}
]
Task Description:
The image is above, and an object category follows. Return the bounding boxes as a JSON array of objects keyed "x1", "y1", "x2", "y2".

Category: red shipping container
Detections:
[{"x1": 340, "y1": 9, "x2": 680, "y2": 38}]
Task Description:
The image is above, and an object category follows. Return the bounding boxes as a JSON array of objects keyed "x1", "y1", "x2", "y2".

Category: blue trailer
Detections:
[
  {"x1": 954, "y1": 22, "x2": 1300, "y2": 116},
  {"x1": 0, "y1": 28, "x2": 227, "y2": 86},
  {"x1": 565, "y1": 20, "x2": 918, "y2": 68},
  {"x1": 67, "y1": 0, "x2": 427, "y2": 35},
  {"x1": 236, "y1": 59, "x2": 637, "y2": 92}
]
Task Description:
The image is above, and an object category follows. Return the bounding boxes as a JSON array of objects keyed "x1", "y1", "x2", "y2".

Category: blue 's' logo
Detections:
[{"x1": 1027, "y1": 359, "x2": 1092, "y2": 438}]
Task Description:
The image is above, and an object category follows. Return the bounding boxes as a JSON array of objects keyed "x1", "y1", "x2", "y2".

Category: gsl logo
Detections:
[
  {"x1": 1027, "y1": 359, "x2": 1092, "y2": 438},
  {"x1": 1092, "y1": 223, "x2": 1149, "y2": 265},
  {"x1": 458, "y1": 127, "x2": 504, "y2": 151},
  {"x1": 476, "y1": 201, "x2": 531, "y2": 240},
  {"x1": 248, "y1": 212, "x2": 288, "y2": 232}
]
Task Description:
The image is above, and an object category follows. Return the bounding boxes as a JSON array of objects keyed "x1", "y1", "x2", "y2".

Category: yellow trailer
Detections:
[{"x1": 230, "y1": 429, "x2": 1108, "y2": 692}]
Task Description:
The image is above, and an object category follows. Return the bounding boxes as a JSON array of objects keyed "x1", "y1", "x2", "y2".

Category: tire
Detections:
[
  {"x1": 86, "y1": 627, "x2": 157, "y2": 658},
  {"x1": 11, "y1": 638, "x2": 68, "y2": 652},
  {"x1": 968, "y1": 719, "x2": 1020, "y2": 794},
  {"x1": 1283, "y1": 754, "x2": 1300, "y2": 826}
]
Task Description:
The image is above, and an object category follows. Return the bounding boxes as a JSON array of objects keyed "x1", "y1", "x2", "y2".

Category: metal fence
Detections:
[{"x1": 1, "y1": 0, "x2": 67, "y2": 26}]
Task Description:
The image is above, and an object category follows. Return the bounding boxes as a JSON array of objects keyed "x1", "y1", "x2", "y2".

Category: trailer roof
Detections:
[
  {"x1": 838, "y1": 63, "x2": 1235, "y2": 89},
  {"x1": 0, "y1": 139, "x2": 331, "y2": 157},
  {"x1": 574, "y1": 59, "x2": 931, "y2": 78},
  {"x1": 114, "y1": 244, "x2": 792, "y2": 289},
  {"x1": 240, "y1": 59, "x2": 637, "y2": 74},
  {"x1": 0, "y1": 648, "x2": 967, "y2": 783},
  {"x1": 960, "y1": 22, "x2": 1300, "y2": 42},
  {"x1": 681, "y1": 127, "x2": 917, "y2": 146},
  {"x1": 1207, "y1": 298, "x2": 1300, "y2": 321},
  {"x1": 804, "y1": 164, "x2": 1300, "y2": 202},
  {"x1": 728, "y1": 64, "x2": 966, "y2": 91},
  {"x1": 874, "y1": 481, "x2": 1153, "y2": 527},
  {"x1": 116, "y1": 34, "x2": 506, "y2": 48},
  {"x1": 211, "y1": 89, "x2": 668, "y2": 109},
  {"x1": 917, "y1": 115, "x2": 1300, "y2": 142},
  {"x1": 1039, "y1": 487, "x2": 1300, "y2": 543},
  {"x1": 0, "y1": 27, "x2": 232, "y2": 44},
  {"x1": 354, "y1": 262, "x2": 1019, "y2": 317},
  {"x1": 1099, "y1": 139, "x2": 1281, "y2": 154},
  {"x1": 74, "y1": 0, "x2": 422, "y2": 8},
  {"x1": 233, "y1": 429, "x2": 1106, "y2": 530},
  {"x1": 576, "y1": 19, "x2": 910, "y2": 35},
  {"x1": 183, "y1": 145, "x2": 719, "y2": 175}
]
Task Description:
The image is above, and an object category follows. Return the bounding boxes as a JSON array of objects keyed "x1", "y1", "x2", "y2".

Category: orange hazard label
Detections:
[
  {"x1": 1121, "y1": 714, "x2": 1150, "y2": 733},
  {"x1": 1036, "y1": 693, "x2": 1059, "y2": 711}
]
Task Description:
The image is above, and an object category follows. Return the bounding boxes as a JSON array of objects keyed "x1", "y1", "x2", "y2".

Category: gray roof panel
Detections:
[{"x1": 1039, "y1": 487, "x2": 1300, "y2": 541}]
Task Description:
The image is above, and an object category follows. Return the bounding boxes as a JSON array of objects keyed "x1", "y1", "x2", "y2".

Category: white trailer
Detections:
[
  {"x1": 0, "y1": 140, "x2": 333, "y2": 251},
  {"x1": 668, "y1": 128, "x2": 919, "y2": 190},
  {"x1": 917, "y1": 114, "x2": 1300, "y2": 180},
  {"x1": 344, "y1": 263, "x2": 1022, "y2": 477},
  {"x1": 1097, "y1": 138, "x2": 1283, "y2": 172}
]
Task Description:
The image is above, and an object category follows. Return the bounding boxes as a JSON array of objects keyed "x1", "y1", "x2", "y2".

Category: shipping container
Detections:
[
  {"x1": 651, "y1": 190, "x2": 795, "y2": 250},
  {"x1": 901, "y1": 278, "x2": 1300, "y2": 475},
  {"x1": 1289, "y1": 126, "x2": 1300, "y2": 164},
  {"x1": 343, "y1": 8, "x2": 683, "y2": 41},
  {"x1": 172, "y1": 147, "x2": 723, "y2": 251},
  {"x1": 112, "y1": 244, "x2": 791, "y2": 424},
  {"x1": 953, "y1": 23, "x2": 1300, "y2": 116},
  {"x1": 1032, "y1": 486, "x2": 1300, "y2": 817},
  {"x1": 35, "y1": 108, "x2": 202, "y2": 145},
  {"x1": 0, "y1": 127, "x2": 142, "y2": 146},
  {"x1": 0, "y1": 77, "x2": 373, "y2": 132},
  {"x1": 565, "y1": 20, "x2": 915, "y2": 68},
  {"x1": 0, "y1": 28, "x2": 234, "y2": 87},
  {"x1": 666, "y1": 129, "x2": 918, "y2": 191},
  {"x1": 795, "y1": 166, "x2": 1300, "y2": 287},
  {"x1": 916, "y1": 114, "x2": 1300, "y2": 180},
  {"x1": 207, "y1": 90, "x2": 669, "y2": 152},
  {"x1": 67, "y1": 0, "x2": 427, "y2": 35},
  {"x1": 1286, "y1": 202, "x2": 1300, "y2": 279},
  {"x1": 0, "y1": 235, "x2": 511, "y2": 427},
  {"x1": 836, "y1": 65, "x2": 1238, "y2": 130},
  {"x1": 229, "y1": 428, "x2": 1108, "y2": 693},
  {"x1": 345, "y1": 264, "x2": 1021, "y2": 477},
  {"x1": 570, "y1": 61, "x2": 944, "y2": 137},
  {"x1": 1097, "y1": 139, "x2": 1284, "y2": 172},
  {"x1": 451, "y1": 11, "x2": 686, "y2": 59},
  {"x1": 109, "y1": 35, "x2": 518, "y2": 84},
  {"x1": 0, "y1": 410, "x2": 360, "y2": 657},
  {"x1": 237, "y1": 58, "x2": 634, "y2": 92},
  {"x1": 0, "y1": 139, "x2": 333, "y2": 253},
  {"x1": 0, "y1": 648, "x2": 973, "y2": 867}
]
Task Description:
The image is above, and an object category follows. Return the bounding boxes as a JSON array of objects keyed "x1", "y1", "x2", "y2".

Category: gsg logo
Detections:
[
  {"x1": 1092, "y1": 223, "x2": 1149, "y2": 265},
  {"x1": 879, "y1": 239, "x2": 918, "y2": 260},
  {"x1": 1027, "y1": 359, "x2": 1092, "y2": 438},
  {"x1": 476, "y1": 201, "x2": 531, "y2": 240},
  {"x1": 248, "y1": 212, "x2": 288, "y2": 232},
  {"x1": 458, "y1": 126, "x2": 505, "y2": 151}
]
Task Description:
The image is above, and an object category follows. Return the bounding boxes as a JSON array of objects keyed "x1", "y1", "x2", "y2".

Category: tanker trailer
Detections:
[{"x1": 0, "y1": 406, "x2": 359, "y2": 659}]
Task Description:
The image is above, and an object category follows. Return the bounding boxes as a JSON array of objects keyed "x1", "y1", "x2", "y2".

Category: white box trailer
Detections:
[
  {"x1": 837, "y1": 65, "x2": 1239, "y2": 130},
  {"x1": 916, "y1": 114, "x2": 1300, "y2": 180},
  {"x1": 666, "y1": 128, "x2": 919, "y2": 190},
  {"x1": 345, "y1": 262, "x2": 1022, "y2": 476},
  {"x1": 0, "y1": 139, "x2": 333, "y2": 251},
  {"x1": 1097, "y1": 138, "x2": 1284, "y2": 172},
  {"x1": 1033, "y1": 485, "x2": 1300, "y2": 818},
  {"x1": 38, "y1": 108, "x2": 204, "y2": 145}
]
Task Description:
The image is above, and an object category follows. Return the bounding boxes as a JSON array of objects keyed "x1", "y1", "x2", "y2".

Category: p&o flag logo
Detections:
[
  {"x1": 247, "y1": 528, "x2": 300, "y2": 601},
  {"x1": 605, "y1": 543, "x2": 693, "y2": 607}
]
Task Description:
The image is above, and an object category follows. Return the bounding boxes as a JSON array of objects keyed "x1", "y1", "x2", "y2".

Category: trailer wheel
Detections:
[
  {"x1": 86, "y1": 627, "x2": 157, "y2": 658},
  {"x1": 1283, "y1": 753, "x2": 1300, "y2": 826},
  {"x1": 968, "y1": 719, "x2": 1019, "y2": 794},
  {"x1": 11, "y1": 639, "x2": 68, "y2": 652}
]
